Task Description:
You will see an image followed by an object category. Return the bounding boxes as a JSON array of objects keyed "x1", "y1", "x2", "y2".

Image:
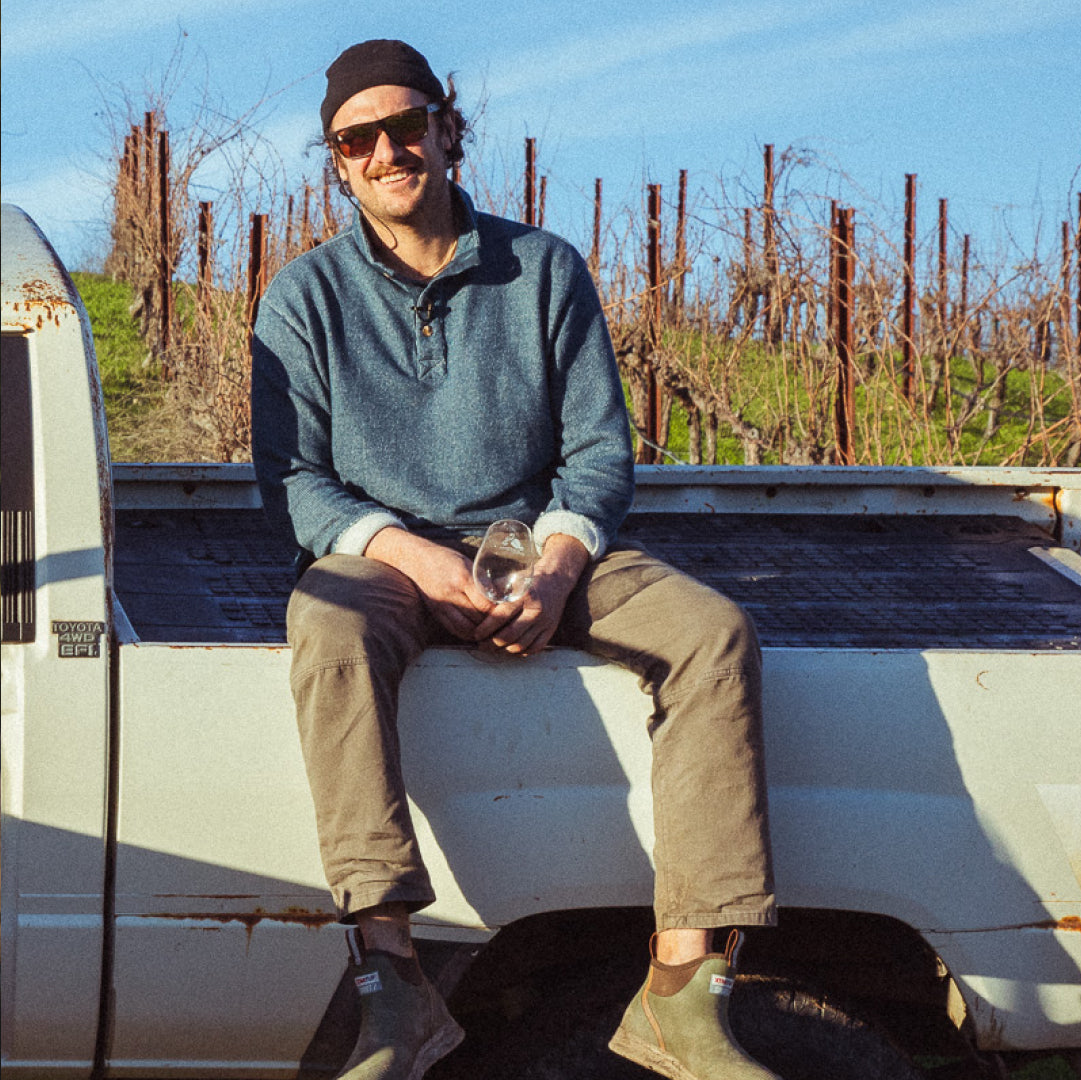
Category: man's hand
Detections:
[
  {"x1": 471, "y1": 533, "x2": 589, "y2": 657},
  {"x1": 365, "y1": 528, "x2": 494, "y2": 640}
]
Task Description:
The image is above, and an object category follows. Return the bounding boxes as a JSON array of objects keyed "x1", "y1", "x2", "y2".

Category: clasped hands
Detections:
[{"x1": 365, "y1": 528, "x2": 589, "y2": 657}]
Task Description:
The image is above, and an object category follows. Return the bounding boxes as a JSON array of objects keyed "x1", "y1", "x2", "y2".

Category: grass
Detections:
[
  {"x1": 71, "y1": 272, "x2": 169, "y2": 460},
  {"x1": 72, "y1": 272, "x2": 233, "y2": 461},
  {"x1": 648, "y1": 330, "x2": 1074, "y2": 467}
]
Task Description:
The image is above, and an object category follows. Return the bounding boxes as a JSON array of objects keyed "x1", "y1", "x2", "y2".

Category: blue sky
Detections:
[{"x1": 2, "y1": 0, "x2": 1078, "y2": 271}]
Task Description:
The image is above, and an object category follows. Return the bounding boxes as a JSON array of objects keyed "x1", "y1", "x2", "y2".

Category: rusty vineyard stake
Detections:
[
  {"x1": 140, "y1": 113, "x2": 156, "y2": 296},
  {"x1": 902, "y1": 174, "x2": 917, "y2": 402},
  {"x1": 157, "y1": 130, "x2": 172, "y2": 368},
  {"x1": 1072, "y1": 199, "x2": 1081, "y2": 458},
  {"x1": 120, "y1": 135, "x2": 133, "y2": 193},
  {"x1": 938, "y1": 199, "x2": 949, "y2": 345},
  {"x1": 301, "y1": 184, "x2": 314, "y2": 251},
  {"x1": 960, "y1": 234, "x2": 970, "y2": 353},
  {"x1": 674, "y1": 169, "x2": 688, "y2": 324},
  {"x1": 127, "y1": 125, "x2": 144, "y2": 278},
  {"x1": 591, "y1": 178, "x2": 603, "y2": 274},
  {"x1": 116, "y1": 132, "x2": 137, "y2": 278},
  {"x1": 832, "y1": 207, "x2": 856, "y2": 464},
  {"x1": 321, "y1": 174, "x2": 335, "y2": 241},
  {"x1": 524, "y1": 138, "x2": 537, "y2": 226},
  {"x1": 120, "y1": 136, "x2": 132, "y2": 189},
  {"x1": 285, "y1": 195, "x2": 295, "y2": 259},
  {"x1": 1063, "y1": 220, "x2": 1073, "y2": 365},
  {"x1": 1076, "y1": 193, "x2": 1081, "y2": 357},
  {"x1": 763, "y1": 144, "x2": 778, "y2": 343},
  {"x1": 128, "y1": 125, "x2": 141, "y2": 201},
  {"x1": 197, "y1": 201, "x2": 213, "y2": 321},
  {"x1": 538, "y1": 176, "x2": 547, "y2": 229},
  {"x1": 143, "y1": 112, "x2": 156, "y2": 223},
  {"x1": 829, "y1": 200, "x2": 838, "y2": 347},
  {"x1": 247, "y1": 213, "x2": 269, "y2": 330},
  {"x1": 647, "y1": 183, "x2": 664, "y2": 464},
  {"x1": 743, "y1": 207, "x2": 753, "y2": 270},
  {"x1": 126, "y1": 126, "x2": 142, "y2": 245},
  {"x1": 939, "y1": 198, "x2": 952, "y2": 427}
]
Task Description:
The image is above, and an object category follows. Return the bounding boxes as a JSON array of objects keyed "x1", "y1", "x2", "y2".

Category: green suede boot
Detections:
[
  {"x1": 609, "y1": 931, "x2": 779, "y2": 1080},
  {"x1": 335, "y1": 948, "x2": 464, "y2": 1080}
]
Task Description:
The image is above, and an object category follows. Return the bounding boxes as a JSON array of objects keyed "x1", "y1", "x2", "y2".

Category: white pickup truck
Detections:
[{"x1": 3, "y1": 203, "x2": 1080, "y2": 1079}]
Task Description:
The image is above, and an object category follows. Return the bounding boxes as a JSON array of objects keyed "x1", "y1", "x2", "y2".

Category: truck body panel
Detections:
[
  {"x1": 94, "y1": 639, "x2": 1081, "y2": 1063},
  {"x1": 2, "y1": 209, "x2": 112, "y2": 1073}
]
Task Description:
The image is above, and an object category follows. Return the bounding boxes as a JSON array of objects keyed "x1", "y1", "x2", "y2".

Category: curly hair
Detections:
[{"x1": 440, "y1": 74, "x2": 469, "y2": 168}]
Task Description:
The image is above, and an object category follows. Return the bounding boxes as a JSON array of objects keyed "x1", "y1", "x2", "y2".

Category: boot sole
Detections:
[{"x1": 609, "y1": 1024, "x2": 698, "y2": 1080}]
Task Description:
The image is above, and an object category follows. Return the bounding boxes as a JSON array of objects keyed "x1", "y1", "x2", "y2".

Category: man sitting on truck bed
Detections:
[{"x1": 252, "y1": 38, "x2": 780, "y2": 1080}]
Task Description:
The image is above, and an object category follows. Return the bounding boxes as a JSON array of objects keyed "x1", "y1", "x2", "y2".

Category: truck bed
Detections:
[{"x1": 113, "y1": 509, "x2": 1081, "y2": 649}]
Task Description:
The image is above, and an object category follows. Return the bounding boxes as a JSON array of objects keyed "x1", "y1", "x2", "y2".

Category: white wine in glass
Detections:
[{"x1": 473, "y1": 519, "x2": 536, "y2": 603}]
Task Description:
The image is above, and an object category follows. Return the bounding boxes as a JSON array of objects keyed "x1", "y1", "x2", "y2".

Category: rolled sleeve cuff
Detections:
[
  {"x1": 330, "y1": 512, "x2": 407, "y2": 557},
  {"x1": 533, "y1": 510, "x2": 608, "y2": 560}
]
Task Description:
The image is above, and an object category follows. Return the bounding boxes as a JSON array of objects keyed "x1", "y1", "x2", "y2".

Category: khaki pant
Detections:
[{"x1": 287, "y1": 543, "x2": 776, "y2": 932}]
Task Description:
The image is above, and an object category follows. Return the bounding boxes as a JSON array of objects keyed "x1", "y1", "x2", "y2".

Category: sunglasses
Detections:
[{"x1": 330, "y1": 103, "x2": 443, "y2": 160}]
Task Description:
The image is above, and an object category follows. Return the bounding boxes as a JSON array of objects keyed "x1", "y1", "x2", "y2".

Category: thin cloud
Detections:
[
  {"x1": 484, "y1": 0, "x2": 1071, "y2": 105},
  {"x1": 809, "y1": 0, "x2": 1074, "y2": 62},
  {"x1": 489, "y1": 0, "x2": 1074, "y2": 143},
  {"x1": 485, "y1": 0, "x2": 842, "y2": 100},
  {"x1": 2, "y1": 0, "x2": 290, "y2": 59}
]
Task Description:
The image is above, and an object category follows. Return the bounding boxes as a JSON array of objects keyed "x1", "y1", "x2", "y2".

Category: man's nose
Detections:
[{"x1": 370, "y1": 128, "x2": 408, "y2": 164}]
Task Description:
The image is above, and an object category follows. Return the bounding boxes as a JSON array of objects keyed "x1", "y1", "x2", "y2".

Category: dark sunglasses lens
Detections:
[
  {"x1": 337, "y1": 124, "x2": 379, "y2": 159},
  {"x1": 383, "y1": 107, "x2": 430, "y2": 145}
]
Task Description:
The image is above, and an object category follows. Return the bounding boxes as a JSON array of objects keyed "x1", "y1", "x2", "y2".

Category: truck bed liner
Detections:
[{"x1": 114, "y1": 509, "x2": 1081, "y2": 649}]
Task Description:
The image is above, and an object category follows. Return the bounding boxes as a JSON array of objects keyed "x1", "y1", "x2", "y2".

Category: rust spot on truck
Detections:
[
  {"x1": 139, "y1": 907, "x2": 338, "y2": 944},
  {"x1": 1012, "y1": 488, "x2": 1056, "y2": 507},
  {"x1": 1016, "y1": 916, "x2": 1081, "y2": 932},
  {"x1": 11, "y1": 277, "x2": 75, "y2": 327}
]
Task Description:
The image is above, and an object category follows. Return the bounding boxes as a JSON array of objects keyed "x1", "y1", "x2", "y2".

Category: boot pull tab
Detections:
[
  {"x1": 724, "y1": 928, "x2": 744, "y2": 970},
  {"x1": 346, "y1": 924, "x2": 366, "y2": 965}
]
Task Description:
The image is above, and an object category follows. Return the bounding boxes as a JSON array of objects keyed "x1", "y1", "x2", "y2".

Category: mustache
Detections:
[{"x1": 367, "y1": 151, "x2": 424, "y2": 176}]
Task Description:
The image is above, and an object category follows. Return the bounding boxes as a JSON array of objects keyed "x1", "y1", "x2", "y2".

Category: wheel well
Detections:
[{"x1": 437, "y1": 905, "x2": 974, "y2": 1061}]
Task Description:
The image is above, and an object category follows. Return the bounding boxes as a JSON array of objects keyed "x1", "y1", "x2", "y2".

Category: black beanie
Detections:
[{"x1": 321, "y1": 40, "x2": 445, "y2": 132}]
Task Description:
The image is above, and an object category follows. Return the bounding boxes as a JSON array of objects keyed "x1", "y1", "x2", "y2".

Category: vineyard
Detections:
[{"x1": 94, "y1": 101, "x2": 1080, "y2": 467}]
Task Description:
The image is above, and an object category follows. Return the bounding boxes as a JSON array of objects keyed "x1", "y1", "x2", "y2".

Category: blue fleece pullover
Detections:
[{"x1": 251, "y1": 187, "x2": 634, "y2": 561}]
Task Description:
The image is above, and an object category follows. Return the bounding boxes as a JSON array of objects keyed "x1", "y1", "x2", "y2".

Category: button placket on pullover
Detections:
[{"x1": 412, "y1": 280, "x2": 447, "y2": 381}]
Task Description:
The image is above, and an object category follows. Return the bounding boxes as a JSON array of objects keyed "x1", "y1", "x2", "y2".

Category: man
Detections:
[{"x1": 252, "y1": 38, "x2": 779, "y2": 1080}]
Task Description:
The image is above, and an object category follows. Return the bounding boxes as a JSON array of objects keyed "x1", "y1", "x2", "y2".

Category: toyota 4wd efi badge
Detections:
[{"x1": 52, "y1": 621, "x2": 105, "y2": 658}]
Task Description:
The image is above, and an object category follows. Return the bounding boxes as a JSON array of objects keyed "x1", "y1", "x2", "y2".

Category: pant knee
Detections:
[
  {"x1": 660, "y1": 577, "x2": 761, "y2": 679},
  {"x1": 706, "y1": 594, "x2": 761, "y2": 674},
  {"x1": 287, "y1": 555, "x2": 425, "y2": 674}
]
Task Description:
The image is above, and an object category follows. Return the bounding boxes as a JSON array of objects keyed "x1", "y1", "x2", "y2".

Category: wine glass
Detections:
[{"x1": 473, "y1": 519, "x2": 536, "y2": 603}]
